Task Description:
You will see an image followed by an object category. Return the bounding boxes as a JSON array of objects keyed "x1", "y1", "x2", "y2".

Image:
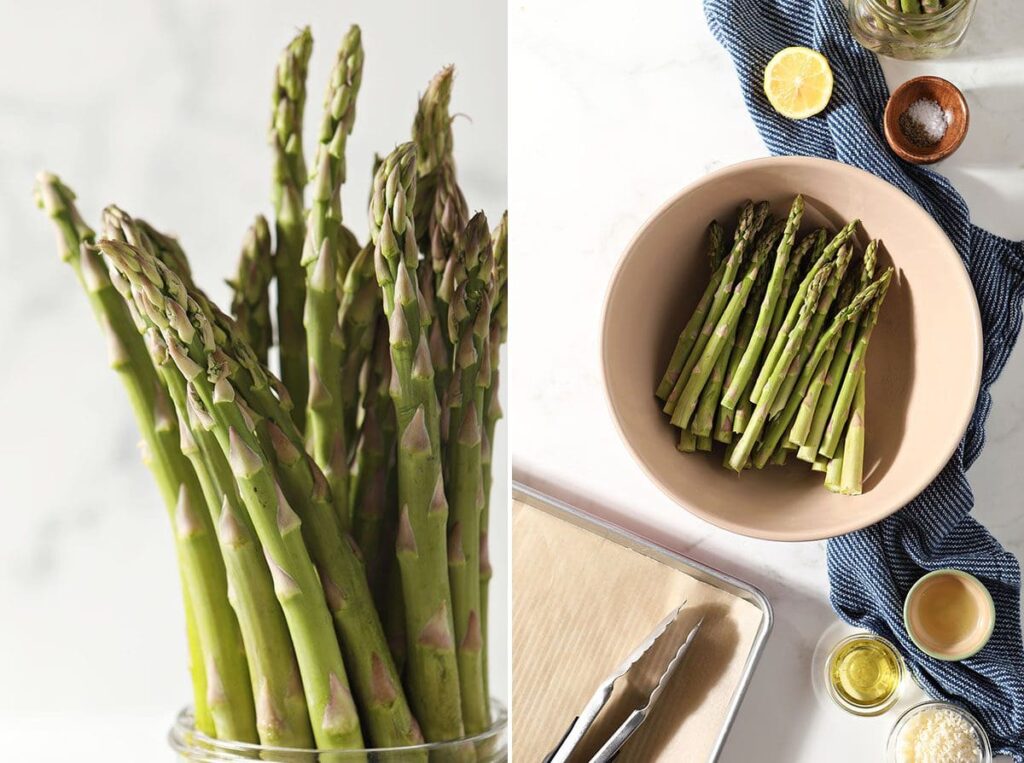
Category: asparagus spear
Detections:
[
  {"x1": 302, "y1": 25, "x2": 365, "y2": 532},
  {"x1": 370, "y1": 143, "x2": 465, "y2": 742},
  {"x1": 413, "y1": 66, "x2": 468, "y2": 280},
  {"x1": 727, "y1": 265, "x2": 833, "y2": 472},
  {"x1": 770, "y1": 242, "x2": 855, "y2": 418},
  {"x1": 444, "y1": 212, "x2": 494, "y2": 734},
  {"x1": 270, "y1": 27, "x2": 314, "y2": 430},
  {"x1": 670, "y1": 219, "x2": 785, "y2": 428},
  {"x1": 678, "y1": 429, "x2": 698, "y2": 452},
  {"x1": 36, "y1": 176, "x2": 257, "y2": 742},
  {"x1": 100, "y1": 238, "x2": 365, "y2": 750},
  {"x1": 104, "y1": 208, "x2": 313, "y2": 746},
  {"x1": 351, "y1": 317, "x2": 398, "y2": 608},
  {"x1": 820, "y1": 271, "x2": 892, "y2": 459},
  {"x1": 793, "y1": 240, "x2": 878, "y2": 453},
  {"x1": 750, "y1": 220, "x2": 858, "y2": 405},
  {"x1": 656, "y1": 222, "x2": 728, "y2": 400},
  {"x1": 338, "y1": 243, "x2": 382, "y2": 444},
  {"x1": 721, "y1": 195, "x2": 804, "y2": 410},
  {"x1": 663, "y1": 201, "x2": 769, "y2": 412},
  {"x1": 765, "y1": 229, "x2": 824, "y2": 352},
  {"x1": 413, "y1": 66, "x2": 469, "y2": 408},
  {"x1": 707, "y1": 219, "x2": 726, "y2": 272},
  {"x1": 751, "y1": 274, "x2": 885, "y2": 468},
  {"x1": 825, "y1": 447, "x2": 845, "y2": 491},
  {"x1": 839, "y1": 371, "x2": 867, "y2": 495},
  {"x1": 228, "y1": 215, "x2": 274, "y2": 364},
  {"x1": 157, "y1": 338, "x2": 315, "y2": 748},
  {"x1": 186, "y1": 282, "x2": 423, "y2": 748},
  {"x1": 480, "y1": 211, "x2": 507, "y2": 705},
  {"x1": 692, "y1": 332, "x2": 732, "y2": 438},
  {"x1": 711, "y1": 257, "x2": 770, "y2": 442}
]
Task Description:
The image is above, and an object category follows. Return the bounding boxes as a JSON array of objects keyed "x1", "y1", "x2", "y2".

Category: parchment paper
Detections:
[{"x1": 512, "y1": 498, "x2": 765, "y2": 762}]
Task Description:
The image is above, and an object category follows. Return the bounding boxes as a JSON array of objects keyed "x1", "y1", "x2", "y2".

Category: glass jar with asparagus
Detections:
[
  {"x1": 168, "y1": 703, "x2": 508, "y2": 762},
  {"x1": 35, "y1": 22, "x2": 508, "y2": 760},
  {"x1": 656, "y1": 197, "x2": 892, "y2": 496},
  {"x1": 848, "y1": 0, "x2": 977, "y2": 60}
]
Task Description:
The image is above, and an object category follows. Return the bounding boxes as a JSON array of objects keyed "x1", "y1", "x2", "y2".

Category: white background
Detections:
[
  {"x1": 0, "y1": 1, "x2": 507, "y2": 760},
  {"x1": 510, "y1": 0, "x2": 1022, "y2": 761}
]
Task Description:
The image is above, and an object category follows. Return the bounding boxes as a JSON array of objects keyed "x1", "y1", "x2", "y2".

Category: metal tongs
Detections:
[{"x1": 543, "y1": 604, "x2": 703, "y2": 763}]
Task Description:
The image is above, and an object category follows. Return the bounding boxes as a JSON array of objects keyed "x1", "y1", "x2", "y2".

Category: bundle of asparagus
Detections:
[
  {"x1": 35, "y1": 23, "x2": 507, "y2": 755},
  {"x1": 656, "y1": 197, "x2": 891, "y2": 496}
]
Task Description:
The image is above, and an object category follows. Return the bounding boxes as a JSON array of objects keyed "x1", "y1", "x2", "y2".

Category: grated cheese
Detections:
[{"x1": 897, "y1": 706, "x2": 982, "y2": 763}]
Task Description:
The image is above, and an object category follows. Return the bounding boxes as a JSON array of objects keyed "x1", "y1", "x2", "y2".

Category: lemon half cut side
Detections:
[{"x1": 763, "y1": 46, "x2": 834, "y2": 120}]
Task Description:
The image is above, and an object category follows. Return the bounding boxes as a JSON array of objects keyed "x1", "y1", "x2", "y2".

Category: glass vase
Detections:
[
  {"x1": 169, "y1": 700, "x2": 508, "y2": 762},
  {"x1": 847, "y1": 0, "x2": 977, "y2": 60}
]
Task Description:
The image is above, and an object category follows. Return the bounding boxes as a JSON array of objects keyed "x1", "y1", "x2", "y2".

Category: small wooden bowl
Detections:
[{"x1": 884, "y1": 76, "x2": 969, "y2": 165}]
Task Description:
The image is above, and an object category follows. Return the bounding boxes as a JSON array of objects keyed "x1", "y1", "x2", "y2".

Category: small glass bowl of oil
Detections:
[{"x1": 825, "y1": 633, "x2": 905, "y2": 716}]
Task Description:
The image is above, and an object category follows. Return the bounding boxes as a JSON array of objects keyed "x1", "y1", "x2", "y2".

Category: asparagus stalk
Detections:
[
  {"x1": 678, "y1": 429, "x2": 698, "y2": 452},
  {"x1": 708, "y1": 255, "x2": 770, "y2": 442},
  {"x1": 793, "y1": 240, "x2": 878, "y2": 453},
  {"x1": 663, "y1": 201, "x2": 769, "y2": 412},
  {"x1": 444, "y1": 213, "x2": 494, "y2": 734},
  {"x1": 413, "y1": 66, "x2": 468, "y2": 280},
  {"x1": 670, "y1": 219, "x2": 785, "y2": 428},
  {"x1": 36, "y1": 176, "x2": 257, "y2": 742},
  {"x1": 370, "y1": 144, "x2": 465, "y2": 742},
  {"x1": 160, "y1": 343, "x2": 314, "y2": 748},
  {"x1": 825, "y1": 446, "x2": 846, "y2": 491},
  {"x1": 820, "y1": 270, "x2": 893, "y2": 459},
  {"x1": 707, "y1": 219, "x2": 726, "y2": 272},
  {"x1": 413, "y1": 67, "x2": 469, "y2": 409},
  {"x1": 228, "y1": 215, "x2": 274, "y2": 364},
  {"x1": 727, "y1": 264, "x2": 833, "y2": 472},
  {"x1": 839, "y1": 371, "x2": 867, "y2": 495},
  {"x1": 188, "y1": 284, "x2": 423, "y2": 748},
  {"x1": 770, "y1": 242, "x2": 855, "y2": 418},
  {"x1": 765, "y1": 229, "x2": 824, "y2": 353},
  {"x1": 270, "y1": 27, "x2": 314, "y2": 430},
  {"x1": 692, "y1": 332, "x2": 732, "y2": 438},
  {"x1": 656, "y1": 222, "x2": 728, "y2": 400},
  {"x1": 480, "y1": 211, "x2": 507, "y2": 706},
  {"x1": 302, "y1": 25, "x2": 365, "y2": 532},
  {"x1": 750, "y1": 220, "x2": 858, "y2": 405},
  {"x1": 104, "y1": 207, "x2": 313, "y2": 746},
  {"x1": 751, "y1": 274, "x2": 884, "y2": 468},
  {"x1": 100, "y1": 239, "x2": 365, "y2": 750},
  {"x1": 339, "y1": 243, "x2": 382, "y2": 445},
  {"x1": 721, "y1": 195, "x2": 804, "y2": 410},
  {"x1": 351, "y1": 317, "x2": 398, "y2": 607}
]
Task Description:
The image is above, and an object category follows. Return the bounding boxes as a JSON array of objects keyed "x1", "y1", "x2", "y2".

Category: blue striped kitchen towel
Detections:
[{"x1": 703, "y1": 0, "x2": 1024, "y2": 758}]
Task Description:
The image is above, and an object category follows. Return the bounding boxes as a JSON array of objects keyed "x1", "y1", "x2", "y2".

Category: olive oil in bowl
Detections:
[{"x1": 826, "y1": 633, "x2": 905, "y2": 715}]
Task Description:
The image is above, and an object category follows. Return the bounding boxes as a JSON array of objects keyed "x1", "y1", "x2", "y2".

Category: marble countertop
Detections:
[
  {"x1": 0, "y1": 2, "x2": 506, "y2": 760},
  {"x1": 510, "y1": 1, "x2": 1023, "y2": 760}
]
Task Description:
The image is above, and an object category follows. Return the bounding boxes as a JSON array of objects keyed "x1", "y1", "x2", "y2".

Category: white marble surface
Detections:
[
  {"x1": 510, "y1": 1, "x2": 1023, "y2": 760},
  {"x1": 0, "y1": 2, "x2": 506, "y2": 760}
]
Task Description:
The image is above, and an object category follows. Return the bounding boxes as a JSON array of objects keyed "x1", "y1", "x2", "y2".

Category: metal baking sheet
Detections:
[{"x1": 512, "y1": 481, "x2": 773, "y2": 761}]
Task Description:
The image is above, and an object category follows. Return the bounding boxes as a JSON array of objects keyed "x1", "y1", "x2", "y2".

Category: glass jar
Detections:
[
  {"x1": 169, "y1": 700, "x2": 508, "y2": 762},
  {"x1": 848, "y1": 0, "x2": 977, "y2": 60}
]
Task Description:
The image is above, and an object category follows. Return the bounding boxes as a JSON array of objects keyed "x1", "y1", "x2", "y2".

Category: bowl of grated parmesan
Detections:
[{"x1": 886, "y1": 701, "x2": 991, "y2": 763}]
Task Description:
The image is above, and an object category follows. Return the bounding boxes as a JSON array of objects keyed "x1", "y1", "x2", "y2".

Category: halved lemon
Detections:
[{"x1": 763, "y1": 47, "x2": 834, "y2": 120}]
